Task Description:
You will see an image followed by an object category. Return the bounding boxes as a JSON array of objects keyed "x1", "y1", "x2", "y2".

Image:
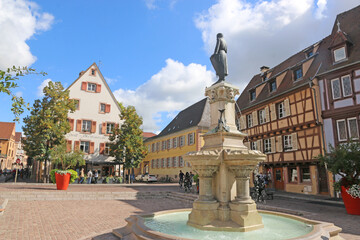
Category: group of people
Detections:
[
  {"x1": 179, "y1": 170, "x2": 194, "y2": 191},
  {"x1": 1, "y1": 168, "x2": 31, "y2": 182},
  {"x1": 78, "y1": 168, "x2": 99, "y2": 184}
]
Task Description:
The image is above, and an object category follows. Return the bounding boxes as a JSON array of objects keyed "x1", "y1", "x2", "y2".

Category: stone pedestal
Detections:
[{"x1": 184, "y1": 81, "x2": 266, "y2": 232}]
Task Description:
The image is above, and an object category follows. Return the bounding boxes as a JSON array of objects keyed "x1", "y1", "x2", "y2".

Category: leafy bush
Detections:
[{"x1": 50, "y1": 169, "x2": 78, "y2": 184}]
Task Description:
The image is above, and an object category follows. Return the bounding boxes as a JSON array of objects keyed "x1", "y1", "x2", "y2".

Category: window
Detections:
[
  {"x1": 162, "y1": 141, "x2": 166, "y2": 150},
  {"x1": 179, "y1": 156, "x2": 184, "y2": 167},
  {"x1": 167, "y1": 158, "x2": 171, "y2": 168},
  {"x1": 334, "y1": 47, "x2": 346, "y2": 62},
  {"x1": 277, "y1": 102, "x2": 285, "y2": 119},
  {"x1": 100, "y1": 103, "x2": 106, "y2": 113},
  {"x1": 91, "y1": 69, "x2": 96, "y2": 75},
  {"x1": 74, "y1": 99, "x2": 80, "y2": 110},
  {"x1": 151, "y1": 143, "x2": 155, "y2": 152},
  {"x1": 301, "y1": 167, "x2": 311, "y2": 182},
  {"x1": 188, "y1": 133, "x2": 194, "y2": 145},
  {"x1": 250, "y1": 90, "x2": 256, "y2": 101},
  {"x1": 247, "y1": 114, "x2": 253, "y2": 128},
  {"x1": 104, "y1": 143, "x2": 110, "y2": 155},
  {"x1": 173, "y1": 157, "x2": 178, "y2": 167},
  {"x1": 294, "y1": 68, "x2": 303, "y2": 81},
  {"x1": 106, "y1": 123, "x2": 115, "y2": 134},
  {"x1": 306, "y1": 51, "x2": 313, "y2": 58},
  {"x1": 269, "y1": 81, "x2": 277, "y2": 92},
  {"x1": 250, "y1": 141, "x2": 258, "y2": 150},
  {"x1": 331, "y1": 79, "x2": 341, "y2": 99},
  {"x1": 156, "y1": 142, "x2": 160, "y2": 152},
  {"x1": 167, "y1": 139, "x2": 171, "y2": 149},
  {"x1": 162, "y1": 158, "x2": 165, "y2": 168},
  {"x1": 173, "y1": 137, "x2": 178, "y2": 148},
  {"x1": 347, "y1": 118, "x2": 359, "y2": 139},
  {"x1": 87, "y1": 83, "x2": 97, "y2": 92},
  {"x1": 179, "y1": 136, "x2": 185, "y2": 147},
  {"x1": 341, "y1": 75, "x2": 352, "y2": 97},
  {"x1": 80, "y1": 141, "x2": 90, "y2": 153},
  {"x1": 82, "y1": 120, "x2": 92, "y2": 132},
  {"x1": 283, "y1": 135, "x2": 293, "y2": 151},
  {"x1": 288, "y1": 167, "x2": 298, "y2": 182},
  {"x1": 336, "y1": 119, "x2": 347, "y2": 141},
  {"x1": 258, "y1": 109, "x2": 266, "y2": 124},
  {"x1": 275, "y1": 169, "x2": 281, "y2": 181},
  {"x1": 263, "y1": 138, "x2": 271, "y2": 153}
]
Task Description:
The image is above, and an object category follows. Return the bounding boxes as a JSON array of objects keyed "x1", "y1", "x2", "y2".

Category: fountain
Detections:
[{"x1": 114, "y1": 33, "x2": 344, "y2": 240}]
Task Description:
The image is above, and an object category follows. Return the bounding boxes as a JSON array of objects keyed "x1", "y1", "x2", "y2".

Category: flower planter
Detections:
[
  {"x1": 341, "y1": 186, "x2": 360, "y2": 215},
  {"x1": 55, "y1": 172, "x2": 71, "y2": 190}
]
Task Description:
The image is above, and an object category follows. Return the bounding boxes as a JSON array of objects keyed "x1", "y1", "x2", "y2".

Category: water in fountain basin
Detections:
[{"x1": 144, "y1": 211, "x2": 313, "y2": 240}]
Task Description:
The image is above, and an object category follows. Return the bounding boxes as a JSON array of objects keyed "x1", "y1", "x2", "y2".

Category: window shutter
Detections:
[
  {"x1": 240, "y1": 115, "x2": 246, "y2": 130},
  {"x1": 252, "y1": 111, "x2": 258, "y2": 126},
  {"x1": 81, "y1": 82, "x2": 87, "y2": 91},
  {"x1": 74, "y1": 141, "x2": 80, "y2": 151},
  {"x1": 100, "y1": 143, "x2": 105, "y2": 154},
  {"x1": 277, "y1": 136, "x2": 283, "y2": 152},
  {"x1": 291, "y1": 133, "x2": 298, "y2": 150},
  {"x1": 102, "y1": 123, "x2": 106, "y2": 134},
  {"x1": 66, "y1": 140, "x2": 72, "y2": 153},
  {"x1": 69, "y1": 118, "x2": 74, "y2": 131},
  {"x1": 91, "y1": 121, "x2": 97, "y2": 133},
  {"x1": 284, "y1": 99, "x2": 291, "y2": 117},
  {"x1": 244, "y1": 141, "x2": 250, "y2": 149},
  {"x1": 90, "y1": 142, "x2": 95, "y2": 154},
  {"x1": 265, "y1": 106, "x2": 270, "y2": 123},
  {"x1": 270, "y1": 104, "x2": 277, "y2": 121},
  {"x1": 76, "y1": 120, "x2": 82, "y2": 132},
  {"x1": 105, "y1": 104, "x2": 111, "y2": 113},
  {"x1": 96, "y1": 84, "x2": 101, "y2": 93},
  {"x1": 257, "y1": 140, "x2": 263, "y2": 152},
  {"x1": 270, "y1": 137, "x2": 276, "y2": 153}
]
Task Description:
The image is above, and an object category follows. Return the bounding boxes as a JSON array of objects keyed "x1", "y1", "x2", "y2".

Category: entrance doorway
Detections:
[
  {"x1": 274, "y1": 167, "x2": 284, "y2": 190},
  {"x1": 318, "y1": 165, "x2": 329, "y2": 194}
]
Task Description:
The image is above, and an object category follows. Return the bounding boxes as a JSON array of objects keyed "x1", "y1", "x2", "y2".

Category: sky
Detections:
[{"x1": 1, "y1": 0, "x2": 359, "y2": 134}]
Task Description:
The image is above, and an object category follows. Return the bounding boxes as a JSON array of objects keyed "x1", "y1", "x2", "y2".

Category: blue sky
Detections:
[{"x1": 1, "y1": 0, "x2": 359, "y2": 133}]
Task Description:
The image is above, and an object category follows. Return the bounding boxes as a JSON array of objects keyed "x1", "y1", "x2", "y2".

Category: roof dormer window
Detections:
[
  {"x1": 333, "y1": 46, "x2": 346, "y2": 63},
  {"x1": 294, "y1": 67, "x2": 303, "y2": 81},
  {"x1": 91, "y1": 69, "x2": 96, "y2": 76},
  {"x1": 250, "y1": 90, "x2": 256, "y2": 101}
]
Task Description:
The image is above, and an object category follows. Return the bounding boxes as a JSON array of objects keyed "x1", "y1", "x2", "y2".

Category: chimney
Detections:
[
  {"x1": 260, "y1": 66, "x2": 269, "y2": 73},
  {"x1": 79, "y1": 71, "x2": 85, "y2": 76}
]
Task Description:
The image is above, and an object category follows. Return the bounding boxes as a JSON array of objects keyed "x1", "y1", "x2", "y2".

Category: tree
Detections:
[
  {"x1": 318, "y1": 141, "x2": 360, "y2": 190},
  {"x1": 0, "y1": 66, "x2": 46, "y2": 121},
  {"x1": 50, "y1": 143, "x2": 85, "y2": 170},
  {"x1": 109, "y1": 103, "x2": 147, "y2": 183},
  {"x1": 23, "y1": 81, "x2": 76, "y2": 182}
]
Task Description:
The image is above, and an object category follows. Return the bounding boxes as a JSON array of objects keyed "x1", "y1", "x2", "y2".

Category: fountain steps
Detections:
[{"x1": 166, "y1": 192, "x2": 198, "y2": 203}]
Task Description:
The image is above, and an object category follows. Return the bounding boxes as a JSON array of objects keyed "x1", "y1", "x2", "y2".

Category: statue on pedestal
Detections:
[{"x1": 210, "y1": 33, "x2": 228, "y2": 84}]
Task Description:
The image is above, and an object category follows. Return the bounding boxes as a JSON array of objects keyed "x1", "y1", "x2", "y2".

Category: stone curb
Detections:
[
  {"x1": 275, "y1": 193, "x2": 344, "y2": 206},
  {"x1": 0, "y1": 198, "x2": 8, "y2": 216}
]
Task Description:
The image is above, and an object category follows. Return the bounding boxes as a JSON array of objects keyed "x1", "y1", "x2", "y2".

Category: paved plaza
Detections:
[{"x1": 0, "y1": 183, "x2": 359, "y2": 240}]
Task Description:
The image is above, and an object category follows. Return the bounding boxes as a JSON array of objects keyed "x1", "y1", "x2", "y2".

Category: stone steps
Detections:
[
  {"x1": 167, "y1": 192, "x2": 198, "y2": 203},
  {"x1": 0, "y1": 191, "x2": 170, "y2": 201}
]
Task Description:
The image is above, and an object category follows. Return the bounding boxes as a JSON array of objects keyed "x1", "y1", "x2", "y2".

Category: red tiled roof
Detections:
[
  {"x1": 15, "y1": 132, "x2": 22, "y2": 142},
  {"x1": 143, "y1": 132, "x2": 156, "y2": 138},
  {"x1": 0, "y1": 122, "x2": 15, "y2": 140}
]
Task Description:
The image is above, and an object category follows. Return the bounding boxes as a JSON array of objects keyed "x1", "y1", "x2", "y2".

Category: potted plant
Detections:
[
  {"x1": 318, "y1": 141, "x2": 360, "y2": 215},
  {"x1": 50, "y1": 143, "x2": 85, "y2": 190}
]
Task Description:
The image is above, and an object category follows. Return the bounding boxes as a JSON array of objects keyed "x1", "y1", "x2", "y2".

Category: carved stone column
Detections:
[
  {"x1": 194, "y1": 165, "x2": 219, "y2": 201},
  {"x1": 228, "y1": 165, "x2": 255, "y2": 204}
]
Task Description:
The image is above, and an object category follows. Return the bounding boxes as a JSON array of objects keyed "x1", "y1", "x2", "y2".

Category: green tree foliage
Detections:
[
  {"x1": 0, "y1": 66, "x2": 46, "y2": 121},
  {"x1": 22, "y1": 81, "x2": 76, "y2": 182},
  {"x1": 318, "y1": 142, "x2": 360, "y2": 188},
  {"x1": 109, "y1": 103, "x2": 148, "y2": 170},
  {"x1": 50, "y1": 143, "x2": 85, "y2": 170}
]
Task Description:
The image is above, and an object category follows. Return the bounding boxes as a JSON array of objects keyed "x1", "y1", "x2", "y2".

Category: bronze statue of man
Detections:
[{"x1": 210, "y1": 33, "x2": 228, "y2": 84}]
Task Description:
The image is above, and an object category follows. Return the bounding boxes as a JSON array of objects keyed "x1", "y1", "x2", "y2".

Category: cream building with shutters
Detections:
[{"x1": 65, "y1": 63, "x2": 122, "y2": 176}]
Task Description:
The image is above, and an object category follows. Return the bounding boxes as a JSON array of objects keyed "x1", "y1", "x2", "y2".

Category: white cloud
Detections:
[
  {"x1": 0, "y1": 0, "x2": 54, "y2": 69},
  {"x1": 195, "y1": 0, "x2": 360, "y2": 91},
  {"x1": 37, "y1": 78, "x2": 52, "y2": 97},
  {"x1": 15, "y1": 91, "x2": 23, "y2": 97},
  {"x1": 113, "y1": 58, "x2": 215, "y2": 132},
  {"x1": 105, "y1": 77, "x2": 118, "y2": 85},
  {"x1": 145, "y1": 0, "x2": 157, "y2": 9}
]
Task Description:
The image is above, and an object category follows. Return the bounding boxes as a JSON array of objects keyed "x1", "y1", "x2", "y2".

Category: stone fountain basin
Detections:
[{"x1": 113, "y1": 208, "x2": 343, "y2": 240}]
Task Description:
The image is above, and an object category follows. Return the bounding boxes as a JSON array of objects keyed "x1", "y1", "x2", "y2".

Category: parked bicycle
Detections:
[{"x1": 251, "y1": 174, "x2": 268, "y2": 203}]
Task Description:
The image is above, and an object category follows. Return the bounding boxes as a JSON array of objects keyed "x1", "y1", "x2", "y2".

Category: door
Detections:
[
  {"x1": 318, "y1": 165, "x2": 329, "y2": 194},
  {"x1": 274, "y1": 167, "x2": 284, "y2": 190}
]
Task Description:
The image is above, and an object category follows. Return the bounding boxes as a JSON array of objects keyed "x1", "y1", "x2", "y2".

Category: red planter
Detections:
[
  {"x1": 55, "y1": 172, "x2": 71, "y2": 190},
  {"x1": 341, "y1": 186, "x2": 360, "y2": 215}
]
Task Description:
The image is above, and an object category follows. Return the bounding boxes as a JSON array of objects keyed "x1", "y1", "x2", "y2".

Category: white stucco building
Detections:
[{"x1": 66, "y1": 63, "x2": 122, "y2": 176}]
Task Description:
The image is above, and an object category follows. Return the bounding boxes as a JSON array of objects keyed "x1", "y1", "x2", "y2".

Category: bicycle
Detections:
[{"x1": 179, "y1": 179, "x2": 184, "y2": 189}]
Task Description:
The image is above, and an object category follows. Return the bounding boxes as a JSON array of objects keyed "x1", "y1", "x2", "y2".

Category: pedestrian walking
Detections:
[
  {"x1": 94, "y1": 170, "x2": 99, "y2": 184},
  {"x1": 87, "y1": 170, "x2": 93, "y2": 184},
  {"x1": 79, "y1": 168, "x2": 85, "y2": 184}
]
